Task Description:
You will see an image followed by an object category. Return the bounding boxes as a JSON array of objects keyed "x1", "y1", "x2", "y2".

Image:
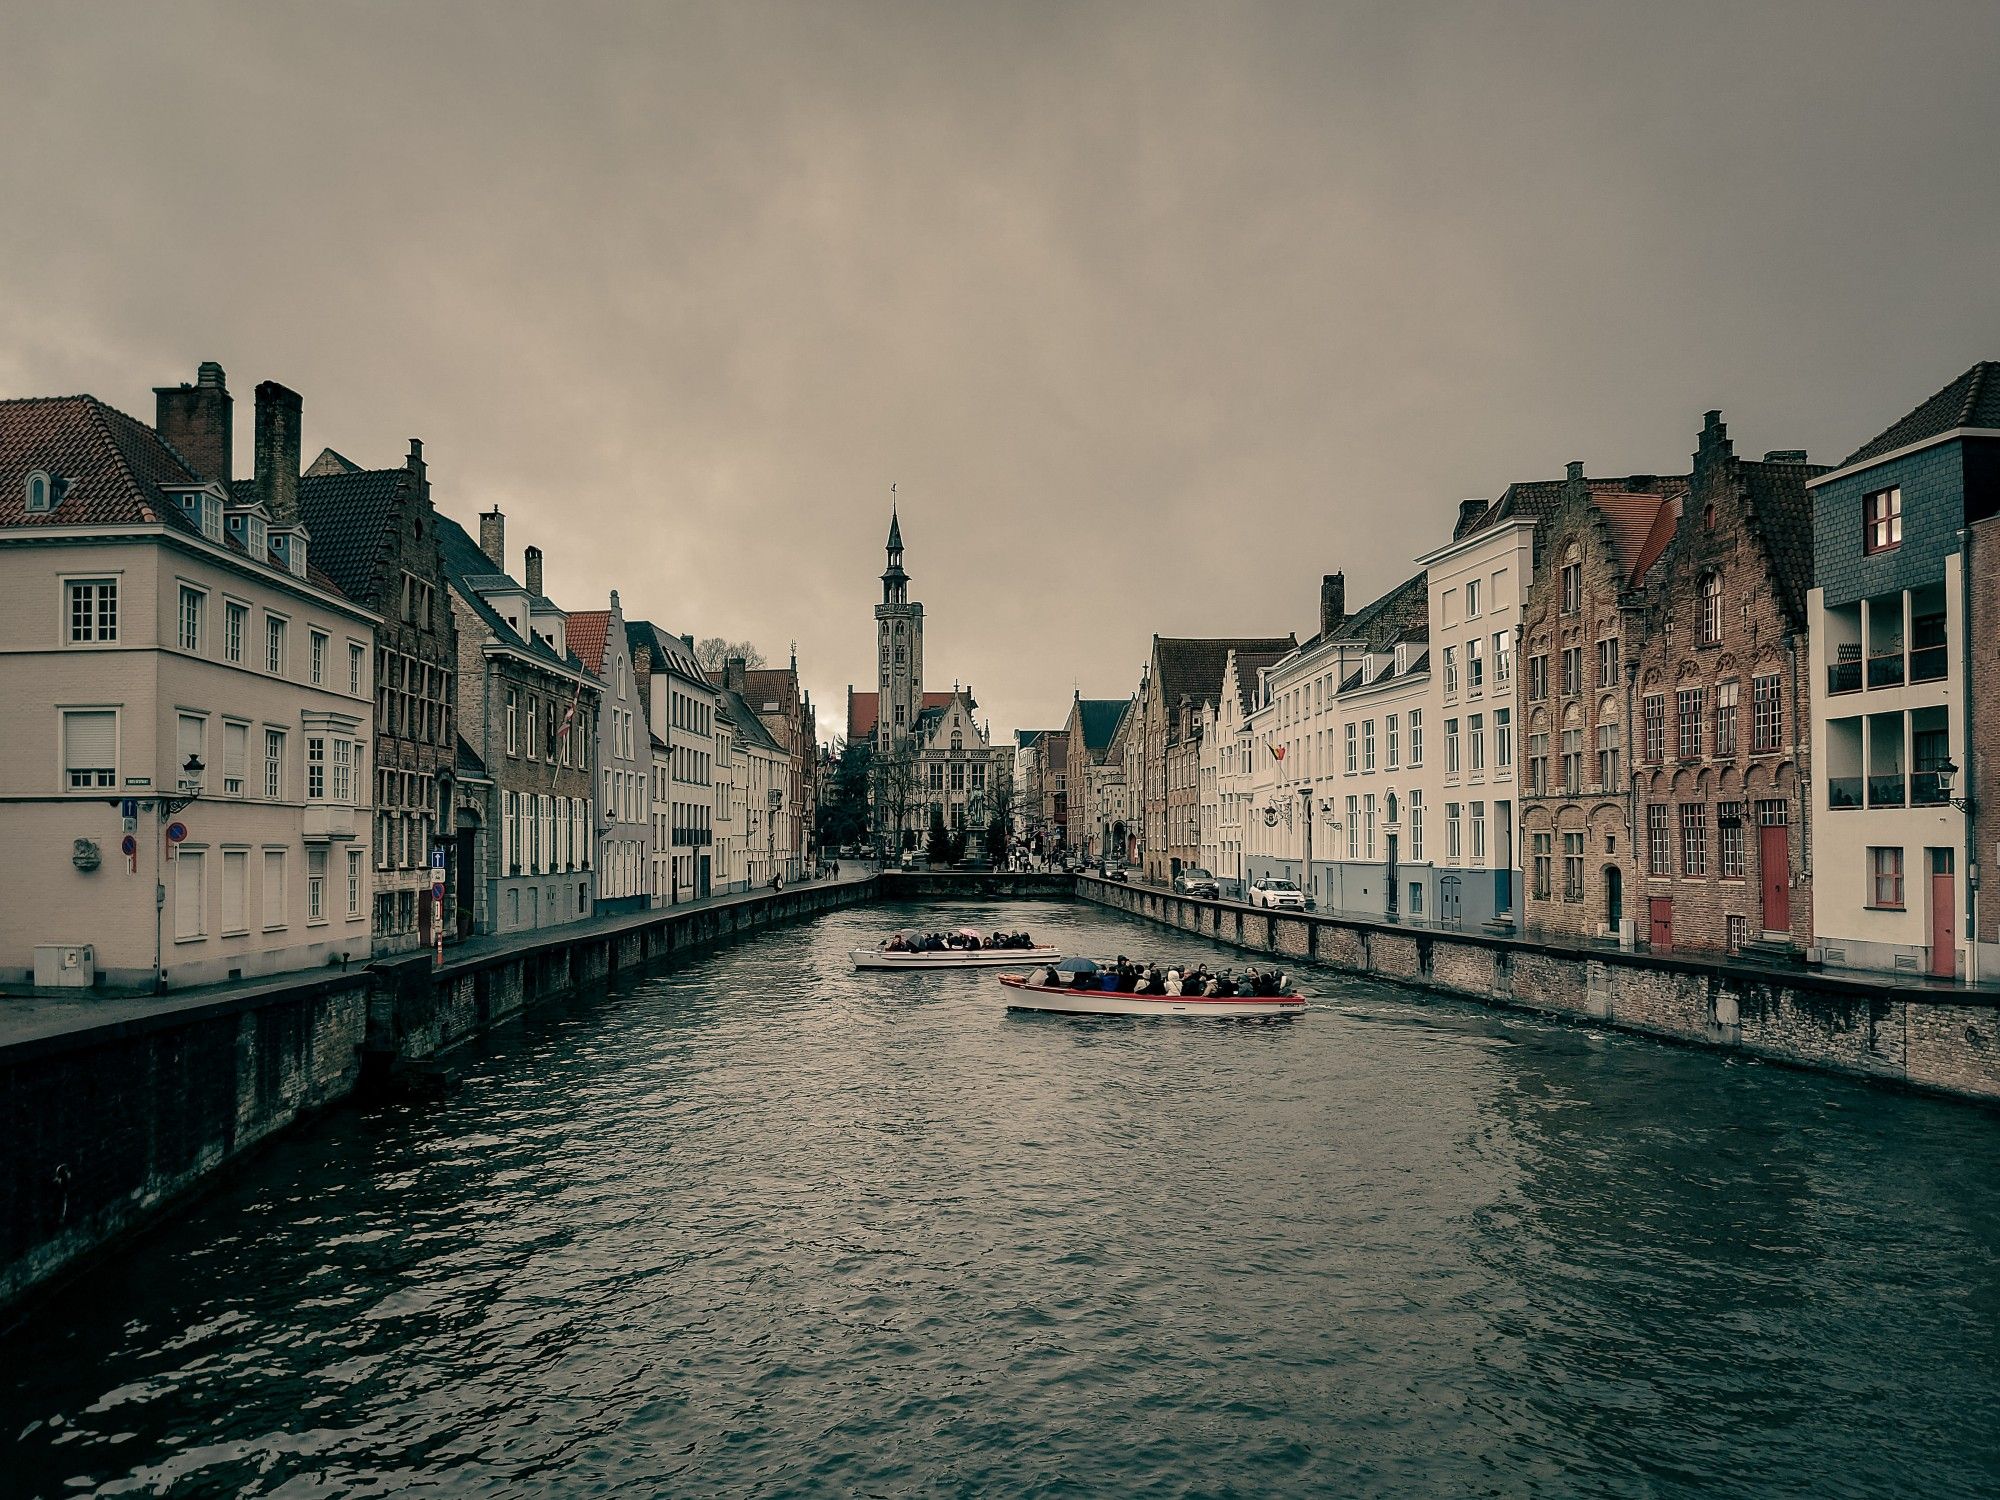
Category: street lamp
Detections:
[
  {"x1": 162, "y1": 754, "x2": 204, "y2": 818},
  {"x1": 1937, "y1": 758, "x2": 1975, "y2": 815}
]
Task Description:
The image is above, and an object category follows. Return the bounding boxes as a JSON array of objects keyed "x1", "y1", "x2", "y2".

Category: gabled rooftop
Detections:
[{"x1": 1839, "y1": 361, "x2": 2000, "y2": 470}]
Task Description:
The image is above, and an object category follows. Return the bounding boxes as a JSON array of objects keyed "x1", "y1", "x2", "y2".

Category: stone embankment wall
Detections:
[
  {"x1": 1077, "y1": 877, "x2": 2000, "y2": 1105},
  {"x1": 878, "y1": 870, "x2": 1078, "y2": 900},
  {"x1": 0, "y1": 878, "x2": 873, "y2": 1317}
]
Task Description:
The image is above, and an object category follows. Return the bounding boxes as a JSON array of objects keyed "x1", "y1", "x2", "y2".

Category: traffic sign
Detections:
[
  {"x1": 165, "y1": 822, "x2": 188, "y2": 843},
  {"x1": 430, "y1": 848, "x2": 446, "y2": 871}
]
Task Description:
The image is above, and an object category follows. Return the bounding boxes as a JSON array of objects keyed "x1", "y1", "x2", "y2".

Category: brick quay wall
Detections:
[
  {"x1": 0, "y1": 876, "x2": 874, "y2": 1319},
  {"x1": 1075, "y1": 876, "x2": 2000, "y2": 1107}
]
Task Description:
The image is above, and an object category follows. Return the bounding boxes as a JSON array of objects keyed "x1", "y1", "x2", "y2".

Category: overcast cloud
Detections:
[{"x1": 3, "y1": 2, "x2": 1996, "y2": 740}]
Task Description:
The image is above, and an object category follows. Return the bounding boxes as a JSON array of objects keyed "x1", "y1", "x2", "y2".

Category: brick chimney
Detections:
[
  {"x1": 1452, "y1": 498, "x2": 1488, "y2": 540},
  {"x1": 253, "y1": 380, "x2": 303, "y2": 523},
  {"x1": 406, "y1": 437, "x2": 427, "y2": 493},
  {"x1": 524, "y1": 544, "x2": 544, "y2": 597},
  {"x1": 725, "y1": 655, "x2": 748, "y2": 692},
  {"x1": 1566, "y1": 460, "x2": 1585, "y2": 482},
  {"x1": 479, "y1": 507, "x2": 505, "y2": 569},
  {"x1": 154, "y1": 362, "x2": 232, "y2": 482},
  {"x1": 1319, "y1": 572, "x2": 1346, "y2": 639}
]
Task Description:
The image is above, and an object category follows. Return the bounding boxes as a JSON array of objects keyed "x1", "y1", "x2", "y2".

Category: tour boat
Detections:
[
  {"x1": 850, "y1": 940, "x2": 1061, "y2": 971},
  {"x1": 997, "y1": 973, "x2": 1307, "y2": 1019}
]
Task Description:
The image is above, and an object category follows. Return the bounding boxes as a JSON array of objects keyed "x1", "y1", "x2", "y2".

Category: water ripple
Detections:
[{"x1": 5, "y1": 899, "x2": 2000, "y2": 1498}]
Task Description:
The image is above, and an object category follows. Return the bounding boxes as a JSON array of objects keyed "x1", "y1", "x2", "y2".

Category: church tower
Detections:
[{"x1": 874, "y1": 509, "x2": 923, "y2": 753}]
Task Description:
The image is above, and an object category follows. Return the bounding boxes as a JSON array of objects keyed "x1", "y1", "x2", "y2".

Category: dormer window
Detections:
[
  {"x1": 25, "y1": 470, "x2": 53, "y2": 513},
  {"x1": 247, "y1": 516, "x2": 267, "y2": 558},
  {"x1": 289, "y1": 537, "x2": 307, "y2": 578},
  {"x1": 202, "y1": 494, "x2": 222, "y2": 542}
]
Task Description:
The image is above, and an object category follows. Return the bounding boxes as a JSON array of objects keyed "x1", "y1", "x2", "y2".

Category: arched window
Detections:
[
  {"x1": 24, "y1": 470, "x2": 52, "y2": 513},
  {"x1": 950, "y1": 730, "x2": 963, "y2": 751},
  {"x1": 1698, "y1": 571, "x2": 1722, "y2": 646}
]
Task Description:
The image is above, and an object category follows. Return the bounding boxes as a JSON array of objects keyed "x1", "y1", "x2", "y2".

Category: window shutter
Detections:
[
  {"x1": 63, "y1": 710, "x2": 116, "y2": 772},
  {"x1": 174, "y1": 851, "x2": 205, "y2": 939},
  {"x1": 222, "y1": 850, "x2": 247, "y2": 931},
  {"x1": 224, "y1": 723, "x2": 247, "y2": 782}
]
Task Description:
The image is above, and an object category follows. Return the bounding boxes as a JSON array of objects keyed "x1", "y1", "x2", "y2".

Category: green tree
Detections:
[
  {"x1": 985, "y1": 816, "x2": 1008, "y2": 865},
  {"x1": 818, "y1": 738, "x2": 874, "y2": 851},
  {"x1": 925, "y1": 807, "x2": 952, "y2": 865}
]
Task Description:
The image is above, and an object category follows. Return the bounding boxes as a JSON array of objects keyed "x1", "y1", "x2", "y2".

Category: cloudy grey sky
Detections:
[{"x1": 4, "y1": 2, "x2": 1996, "y2": 741}]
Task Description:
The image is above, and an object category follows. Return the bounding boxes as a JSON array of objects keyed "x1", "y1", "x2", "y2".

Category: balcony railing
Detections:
[
  {"x1": 1826, "y1": 661, "x2": 1862, "y2": 695},
  {"x1": 1827, "y1": 776, "x2": 1864, "y2": 809},
  {"x1": 1910, "y1": 645, "x2": 1948, "y2": 683},
  {"x1": 1867, "y1": 773, "x2": 1906, "y2": 809},
  {"x1": 1911, "y1": 771, "x2": 1948, "y2": 807},
  {"x1": 1867, "y1": 652, "x2": 1905, "y2": 689}
]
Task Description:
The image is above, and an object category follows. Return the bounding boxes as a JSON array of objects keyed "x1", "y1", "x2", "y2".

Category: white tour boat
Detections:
[
  {"x1": 851, "y1": 930, "x2": 1061, "y2": 971},
  {"x1": 998, "y1": 972, "x2": 1306, "y2": 1019}
]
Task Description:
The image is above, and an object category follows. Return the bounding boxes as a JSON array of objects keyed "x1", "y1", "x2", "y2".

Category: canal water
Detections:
[{"x1": 7, "y1": 900, "x2": 2000, "y2": 1498}]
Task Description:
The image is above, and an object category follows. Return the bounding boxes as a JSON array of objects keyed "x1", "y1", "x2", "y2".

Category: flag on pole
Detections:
[
  {"x1": 1270, "y1": 744, "x2": 1286, "y2": 762},
  {"x1": 557, "y1": 677, "x2": 584, "y2": 745}
]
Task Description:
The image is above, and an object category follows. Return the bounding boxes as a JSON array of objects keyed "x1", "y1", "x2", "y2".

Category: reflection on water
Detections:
[{"x1": 5, "y1": 901, "x2": 1999, "y2": 1498}]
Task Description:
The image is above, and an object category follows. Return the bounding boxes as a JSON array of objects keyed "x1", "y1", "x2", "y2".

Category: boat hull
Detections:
[
  {"x1": 851, "y1": 947, "x2": 1061, "y2": 971},
  {"x1": 997, "y1": 975, "x2": 1305, "y2": 1018}
]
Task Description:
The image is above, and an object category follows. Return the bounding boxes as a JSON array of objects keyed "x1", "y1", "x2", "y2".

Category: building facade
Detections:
[
  {"x1": 630, "y1": 622, "x2": 716, "y2": 901},
  {"x1": 569, "y1": 593, "x2": 652, "y2": 913},
  {"x1": 440, "y1": 510, "x2": 599, "y2": 935},
  {"x1": 0, "y1": 381, "x2": 376, "y2": 988},
  {"x1": 297, "y1": 429, "x2": 462, "y2": 951},
  {"x1": 1627, "y1": 414, "x2": 1820, "y2": 957},
  {"x1": 1807, "y1": 364, "x2": 1996, "y2": 978},
  {"x1": 1518, "y1": 465, "x2": 1687, "y2": 945}
]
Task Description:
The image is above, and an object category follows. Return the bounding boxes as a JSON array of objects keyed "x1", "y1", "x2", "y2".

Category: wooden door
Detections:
[
  {"x1": 1930, "y1": 848, "x2": 1956, "y2": 979},
  {"x1": 1759, "y1": 824, "x2": 1790, "y2": 933},
  {"x1": 1649, "y1": 897, "x2": 1673, "y2": 953}
]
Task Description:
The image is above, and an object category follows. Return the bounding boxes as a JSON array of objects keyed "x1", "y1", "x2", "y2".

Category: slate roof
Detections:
[
  {"x1": 1329, "y1": 573, "x2": 1429, "y2": 652},
  {"x1": 455, "y1": 735, "x2": 491, "y2": 781},
  {"x1": 1224, "y1": 647, "x2": 1295, "y2": 717},
  {"x1": 1840, "y1": 362, "x2": 2000, "y2": 469},
  {"x1": 1735, "y1": 457, "x2": 1825, "y2": 626},
  {"x1": 436, "y1": 511, "x2": 580, "y2": 672},
  {"x1": 1016, "y1": 728, "x2": 1047, "y2": 747},
  {"x1": 567, "y1": 609, "x2": 614, "y2": 676},
  {"x1": 625, "y1": 619, "x2": 704, "y2": 683},
  {"x1": 1152, "y1": 635, "x2": 1297, "y2": 712},
  {"x1": 718, "y1": 687, "x2": 784, "y2": 753},
  {"x1": 1070, "y1": 698, "x2": 1127, "y2": 758},
  {"x1": 0, "y1": 393, "x2": 350, "y2": 598},
  {"x1": 297, "y1": 462, "x2": 409, "y2": 602}
]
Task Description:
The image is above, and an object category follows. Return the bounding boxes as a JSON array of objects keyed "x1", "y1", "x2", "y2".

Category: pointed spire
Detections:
[{"x1": 887, "y1": 506, "x2": 903, "y2": 553}]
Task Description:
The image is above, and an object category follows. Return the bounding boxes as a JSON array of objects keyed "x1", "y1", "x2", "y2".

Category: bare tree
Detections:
[{"x1": 695, "y1": 638, "x2": 767, "y2": 673}]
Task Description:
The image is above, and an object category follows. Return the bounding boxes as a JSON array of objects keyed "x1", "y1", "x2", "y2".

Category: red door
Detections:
[
  {"x1": 1930, "y1": 849, "x2": 1956, "y2": 979},
  {"x1": 1649, "y1": 897, "x2": 1673, "y2": 953},
  {"x1": 1759, "y1": 824, "x2": 1790, "y2": 934}
]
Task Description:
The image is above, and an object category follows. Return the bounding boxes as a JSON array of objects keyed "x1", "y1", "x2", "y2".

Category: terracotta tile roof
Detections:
[
  {"x1": 718, "y1": 687, "x2": 784, "y2": 752},
  {"x1": 1, "y1": 393, "x2": 351, "y2": 599},
  {"x1": 846, "y1": 688, "x2": 958, "y2": 742},
  {"x1": 0, "y1": 393, "x2": 194, "y2": 527},
  {"x1": 1841, "y1": 361, "x2": 2000, "y2": 468},
  {"x1": 567, "y1": 609, "x2": 613, "y2": 675}
]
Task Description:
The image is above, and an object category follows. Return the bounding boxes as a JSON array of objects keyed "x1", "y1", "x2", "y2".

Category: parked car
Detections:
[
  {"x1": 1098, "y1": 862, "x2": 1129, "y2": 883},
  {"x1": 1248, "y1": 876, "x2": 1307, "y2": 910},
  {"x1": 1173, "y1": 866, "x2": 1220, "y2": 898}
]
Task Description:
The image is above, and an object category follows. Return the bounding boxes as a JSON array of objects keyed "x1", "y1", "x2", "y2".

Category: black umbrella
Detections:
[{"x1": 1055, "y1": 957, "x2": 1100, "y2": 975}]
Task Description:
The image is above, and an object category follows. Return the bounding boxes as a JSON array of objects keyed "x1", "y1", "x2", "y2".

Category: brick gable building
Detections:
[
  {"x1": 1519, "y1": 464, "x2": 1688, "y2": 943},
  {"x1": 1626, "y1": 414, "x2": 1823, "y2": 956}
]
